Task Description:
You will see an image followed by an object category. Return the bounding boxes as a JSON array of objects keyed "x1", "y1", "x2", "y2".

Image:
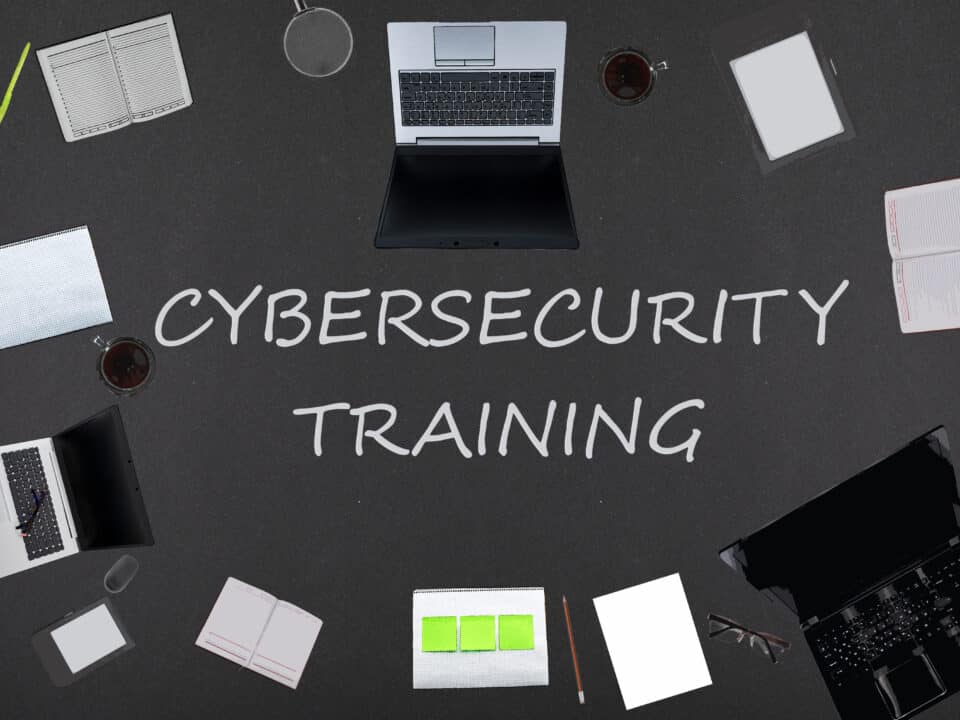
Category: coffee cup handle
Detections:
[
  {"x1": 654, "y1": 59, "x2": 670, "y2": 72},
  {"x1": 92, "y1": 335, "x2": 107, "y2": 349}
]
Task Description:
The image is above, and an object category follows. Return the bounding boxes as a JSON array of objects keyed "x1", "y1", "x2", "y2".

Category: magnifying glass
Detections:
[{"x1": 283, "y1": 1, "x2": 353, "y2": 77}]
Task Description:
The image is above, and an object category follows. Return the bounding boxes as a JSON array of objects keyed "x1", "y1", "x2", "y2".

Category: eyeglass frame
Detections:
[{"x1": 707, "y1": 613, "x2": 791, "y2": 664}]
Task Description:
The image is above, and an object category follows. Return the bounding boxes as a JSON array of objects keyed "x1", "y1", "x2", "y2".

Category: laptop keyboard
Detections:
[
  {"x1": 2, "y1": 448, "x2": 64, "y2": 560},
  {"x1": 812, "y1": 547, "x2": 960, "y2": 686},
  {"x1": 399, "y1": 70, "x2": 556, "y2": 126}
]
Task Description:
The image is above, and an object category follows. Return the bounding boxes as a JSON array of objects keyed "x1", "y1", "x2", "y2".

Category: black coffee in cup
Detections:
[
  {"x1": 599, "y1": 49, "x2": 669, "y2": 105},
  {"x1": 98, "y1": 338, "x2": 154, "y2": 393}
]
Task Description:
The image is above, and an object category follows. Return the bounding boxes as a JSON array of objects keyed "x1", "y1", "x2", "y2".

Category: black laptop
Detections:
[{"x1": 721, "y1": 428, "x2": 960, "y2": 720}]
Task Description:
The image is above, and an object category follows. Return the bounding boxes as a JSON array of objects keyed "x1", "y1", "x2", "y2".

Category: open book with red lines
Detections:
[
  {"x1": 195, "y1": 577, "x2": 322, "y2": 689},
  {"x1": 885, "y1": 177, "x2": 960, "y2": 333}
]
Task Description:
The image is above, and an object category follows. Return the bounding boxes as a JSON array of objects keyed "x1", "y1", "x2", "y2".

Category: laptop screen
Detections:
[
  {"x1": 376, "y1": 145, "x2": 577, "y2": 249},
  {"x1": 53, "y1": 406, "x2": 154, "y2": 551},
  {"x1": 720, "y1": 428, "x2": 960, "y2": 622}
]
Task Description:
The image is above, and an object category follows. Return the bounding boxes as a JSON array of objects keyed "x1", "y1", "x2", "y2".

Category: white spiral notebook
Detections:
[{"x1": 0, "y1": 226, "x2": 112, "y2": 350}]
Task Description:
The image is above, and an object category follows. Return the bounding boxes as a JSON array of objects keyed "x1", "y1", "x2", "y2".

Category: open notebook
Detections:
[
  {"x1": 196, "y1": 578, "x2": 323, "y2": 690},
  {"x1": 36, "y1": 14, "x2": 191, "y2": 142},
  {"x1": 885, "y1": 178, "x2": 960, "y2": 333}
]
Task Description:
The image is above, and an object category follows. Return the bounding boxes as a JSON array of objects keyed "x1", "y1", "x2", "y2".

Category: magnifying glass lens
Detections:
[{"x1": 284, "y1": 6, "x2": 353, "y2": 77}]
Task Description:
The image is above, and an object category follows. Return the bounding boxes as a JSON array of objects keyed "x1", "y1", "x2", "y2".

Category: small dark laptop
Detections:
[
  {"x1": 0, "y1": 406, "x2": 153, "y2": 580},
  {"x1": 377, "y1": 22, "x2": 577, "y2": 249},
  {"x1": 721, "y1": 428, "x2": 960, "y2": 720}
]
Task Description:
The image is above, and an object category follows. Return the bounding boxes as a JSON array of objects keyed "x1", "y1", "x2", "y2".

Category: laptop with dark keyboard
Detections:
[
  {"x1": 2, "y1": 448, "x2": 65, "y2": 559},
  {"x1": 378, "y1": 22, "x2": 576, "y2": 249},
  {"x1": 398, "y1": 70, "x2": 556, "y2": 126},
  {"x1": 721, "y1": 428, "x2": 960, "y2": 720},
  {"x1": 0, "y1": 406, "x2": 153, "y2": 580}
]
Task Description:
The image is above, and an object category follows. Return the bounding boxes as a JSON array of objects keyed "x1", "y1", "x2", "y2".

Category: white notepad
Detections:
[
  {"x1": 730, "y1": 32, "x2": 843, "y2": 161},
  {"x1": 196, "y1": 577, "x2": 323, "y2": 689},
  {"x1": 412, "y1": 587, "x2": 549, "y2": 689},
  {"x1": 51, "y1": 604, "x2": 127, "y2": 673},
  {"x1": 594, "y1": 574, "x2": 712, "y2": 710},
  {"x1": 36, "y1": 14, "x2": 192, "y2": 142},
  {"x1": 0, "y1": 226, "x2": 112, "y2": 350},
  {"x1": 885, "y1": 177, "x2": 960, "y2": 333}
]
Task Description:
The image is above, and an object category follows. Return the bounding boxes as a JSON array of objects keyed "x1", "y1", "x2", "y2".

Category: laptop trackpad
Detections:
[
  {"x1": 434, "y1": 26, "x2": 494, "y2": 66},
  {"x1": 876, "y1": 654, "x2": 946, "y2": 719}
]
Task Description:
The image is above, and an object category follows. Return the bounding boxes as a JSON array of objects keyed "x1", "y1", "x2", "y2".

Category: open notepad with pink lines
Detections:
[{"x1": 195, "y1": 577, "x2": 322, "y2": 689}]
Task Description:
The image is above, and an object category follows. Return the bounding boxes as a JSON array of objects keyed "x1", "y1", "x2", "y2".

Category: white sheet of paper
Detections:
[
  {"x1": 593, "y1": 574, "x2": 712, "y2": 710},
  {"x1": 730, "y1": 32, "x2": 843, "y2": 161},
  {"x1": 412, "y1": 587, "x2": 548, "y2": 689},
  {"x1": 0, "y1": 227, "x2": 112, "y2": 350},
  {"x1": 51, "y1": 604, "x2": 127, "y2": 674}
]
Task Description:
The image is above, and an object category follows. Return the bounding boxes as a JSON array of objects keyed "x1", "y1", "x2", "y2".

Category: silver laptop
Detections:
[
  {"x1": 0, "y1": 407, "x2": 154, "y2": 580},
  {"x1": 376, "y1": 21, "x2": 577, "y2": 248},
  {"x1": 0, "y1": 438, "x2": 78, "y2": 578}
]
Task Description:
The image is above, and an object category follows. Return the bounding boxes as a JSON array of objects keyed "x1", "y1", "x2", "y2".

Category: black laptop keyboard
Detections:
[
  {"x1": 812, "y1": 547, "x2": 960, "y2": 686},
  {"x1": 399, "y1": 70, "x2": 556, "y2": 126},
  {"x1": 2, "y1": 448, "x2": 64, "y2": 560}
]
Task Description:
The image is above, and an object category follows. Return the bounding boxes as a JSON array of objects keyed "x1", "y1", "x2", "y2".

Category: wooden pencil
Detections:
[{"x1": 562, "y1": 594, "x2": 585, "y2": 704}]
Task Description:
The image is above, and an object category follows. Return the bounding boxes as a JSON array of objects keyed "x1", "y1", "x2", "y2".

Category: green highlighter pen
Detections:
[{"x1": 0, "y1": 42, "x2": 31, "y2": 125}]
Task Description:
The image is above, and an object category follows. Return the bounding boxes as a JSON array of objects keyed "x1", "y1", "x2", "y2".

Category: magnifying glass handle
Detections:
[{"x1": 294, "y1": 0, "x2": 309, "y2": 11}]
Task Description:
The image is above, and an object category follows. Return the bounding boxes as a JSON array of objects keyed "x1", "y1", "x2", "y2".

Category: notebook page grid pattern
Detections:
[{"x1": 0, "y1": 226, "x2": 113, "y2": 350}]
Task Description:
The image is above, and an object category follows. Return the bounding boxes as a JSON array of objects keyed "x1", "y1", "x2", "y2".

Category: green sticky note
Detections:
[
  {"x1": 422, "y1": 616, "x2": 457, "y2": 652},
  {"x1": 460, "y1": 615, "x2": 496, "y2": 651},
  {"x1": 498, "y1": 614, "x2": 535, "y2": 650}
]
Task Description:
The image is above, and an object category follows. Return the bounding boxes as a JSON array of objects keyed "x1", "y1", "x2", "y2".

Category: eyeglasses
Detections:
[
  {"x1": 15, "y1": 489, "x2": 47, "y2": 537},
  {"x1": 708, "y1": 613, "x2": 791, "y2": 664}
]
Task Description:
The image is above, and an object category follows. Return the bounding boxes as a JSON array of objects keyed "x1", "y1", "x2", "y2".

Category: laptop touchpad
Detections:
[
  {"x1": 434, "y1": 26, "x2": 494, "y2": 66},
  {"x1": 876, "y1": 654, "x2": 946, "y2": 719}
]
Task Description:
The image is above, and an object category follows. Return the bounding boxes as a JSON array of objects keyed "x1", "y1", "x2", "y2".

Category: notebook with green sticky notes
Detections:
[
  {"x1": 412, "y1": 588, "x2": 548, "y2": 689},
  {"x1": 499, "y1": 614, "x2": 535, "y2": 650},
  {"x1": 460, "y1": 615, "x2": 496, "y2": 651},
  {"x1": 422, "y1": 616, "x2": 457, "y2": 652}
]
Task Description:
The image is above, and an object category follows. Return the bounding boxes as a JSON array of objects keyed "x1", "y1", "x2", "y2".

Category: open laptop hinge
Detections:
[
  {"x1": 801, "y1": 615, "x2": 819, "y2": 630},
  {"x1": 415, "y1": 137, "x2": 539, "y2": 146}
]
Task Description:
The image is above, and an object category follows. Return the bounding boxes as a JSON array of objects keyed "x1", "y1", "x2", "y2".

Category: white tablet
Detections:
[
  {"x1": 730, "y1": 31, "x2": 843, "y2": 161},
  {"x1": 33, "y1": 599, "x2": 135, "y2": 686}
]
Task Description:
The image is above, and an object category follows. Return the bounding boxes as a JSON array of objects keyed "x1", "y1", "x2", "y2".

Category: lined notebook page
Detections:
[
  {"x1": 108, "y1": 15, "x2": 192, "y2": 121},
  {"x1": 36, "y1": 35, "x2": 131, "y2": 141},
  {"x1": 195, "y1": 578, "x2": 277, "y2": 667},
  {"x1": 248, "y1": 602, "x2": 323, "y2": 689},
  {"x1": 894, "y1": 252, "x2": 960, "y2": 333},
  {"x1": 37, "y1": 14, "x2": 191, "y2": 142},
  {"x1": 885, "y1": 178, "x2": 960, "y2": 260}
]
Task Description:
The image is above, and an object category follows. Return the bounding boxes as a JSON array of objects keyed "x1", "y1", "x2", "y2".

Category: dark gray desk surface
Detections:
[{"x1": 2, "y1": 1, "x2": 960, "y2": 718}]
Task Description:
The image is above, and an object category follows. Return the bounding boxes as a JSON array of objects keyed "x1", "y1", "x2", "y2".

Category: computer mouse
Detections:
[{"x1": 104, "y1": 554, "x2": 139, "y2": 594}]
